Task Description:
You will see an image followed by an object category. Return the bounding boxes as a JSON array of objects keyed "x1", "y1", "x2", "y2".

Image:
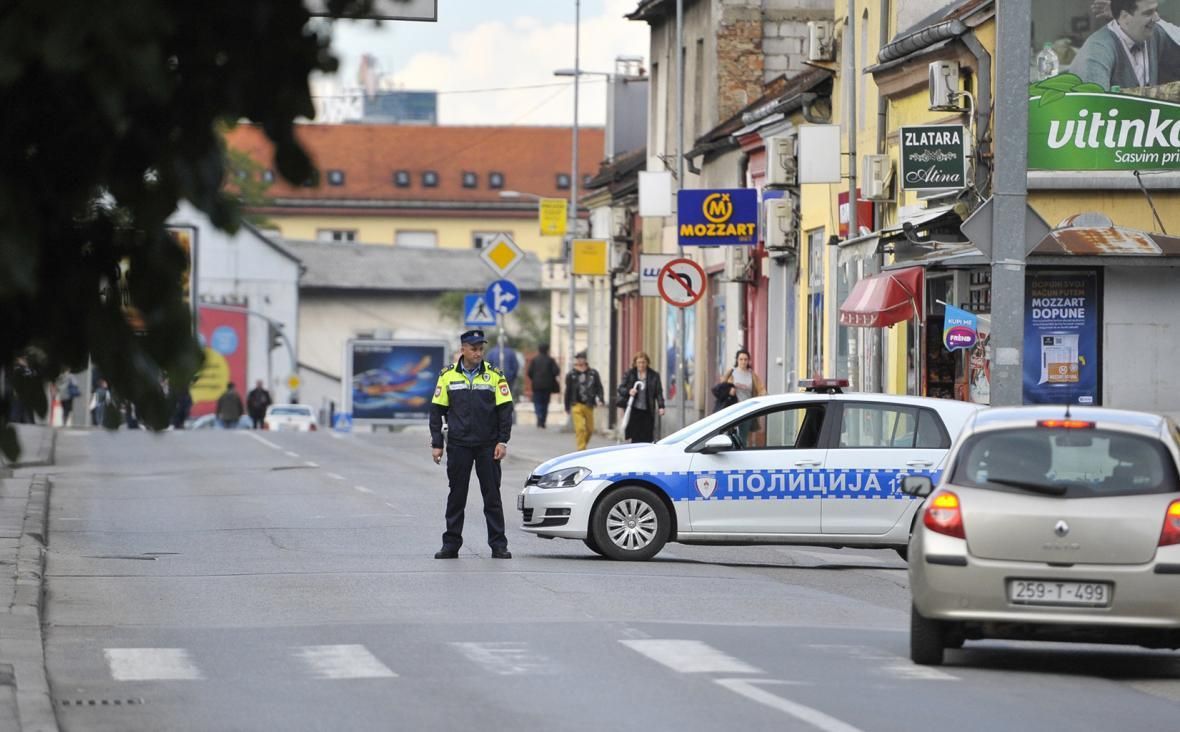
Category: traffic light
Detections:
[{"x1": 268, "y1": 323, "x2": 283, "y2": 352}]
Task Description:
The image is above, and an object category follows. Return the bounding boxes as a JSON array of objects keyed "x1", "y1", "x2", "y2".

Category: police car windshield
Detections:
[{"x1": 657, "y1": 399, "x2": 765, "y2": 445}]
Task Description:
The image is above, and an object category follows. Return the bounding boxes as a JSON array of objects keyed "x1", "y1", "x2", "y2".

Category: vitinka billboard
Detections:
[{"x1": 1028, "y1": 0, "x2": 1180, "y2": 170}]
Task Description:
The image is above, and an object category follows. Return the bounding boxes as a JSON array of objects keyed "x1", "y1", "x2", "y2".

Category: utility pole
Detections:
[
  {"x1": 566, "y1": 0, "x2": 581, "y2": 381},
  {"x1": 990, "y1": 1, "x2": 1031, "y2": 406},
  {"x1": 675, "y1": 0, "x2": 686, "y2": 429}
]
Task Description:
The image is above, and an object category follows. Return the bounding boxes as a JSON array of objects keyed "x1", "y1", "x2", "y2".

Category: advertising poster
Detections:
[
  {"x1": 166, "y1": 225, "x2": 198, "y2": 328},
  {"x1": 676, "y1": 189, "x2": 758, "y2": 246},
  {"x1": 191, "y1": 305, "x2": 248, "y2": 418},
  {"x1": 664, "y1": 305, "x2": 696, "y2": 401},
  {"x1": 967, "y1": 314, "x2": 992, "y2": 405},
  {"x1": 348, "y1": 340, "x2": 447, "y2": 423},
  {"x1": 942, "y1": 304, "x2": 979, "y2": 351},
  {"x1": 1022, "y1": 271, "x2": 1100, "y2": 405},
  {"x1": 1029, "y1": 0, "x2": 1180, "y2": 171}
]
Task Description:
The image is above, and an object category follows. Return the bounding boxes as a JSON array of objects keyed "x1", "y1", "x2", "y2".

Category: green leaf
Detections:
[
  {"x1": 1034, "y1": 73, "x2": 1083, "y2": 92},
  {"x1": 1074, "y1": 83, "x2": 1106, "y2": 93},
  {"x1": 1039, "y1": 90, "x2": 1067, "y2": 107}
]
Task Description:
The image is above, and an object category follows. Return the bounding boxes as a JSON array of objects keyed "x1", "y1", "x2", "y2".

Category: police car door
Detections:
[
  {"x1": 686, "y1": 400, "x2": 829, "y2": 533},
  {"x1": 821, "y1": 401, "x2": 948, "y2": 535}
]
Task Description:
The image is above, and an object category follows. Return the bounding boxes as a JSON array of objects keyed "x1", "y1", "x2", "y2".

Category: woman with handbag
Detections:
[
  {"x1": 617, "y1": 351, "x2": 665, "y2": 443},
  {"x1": 717, "y1": 349, "x2": 765, "y2": 444}
]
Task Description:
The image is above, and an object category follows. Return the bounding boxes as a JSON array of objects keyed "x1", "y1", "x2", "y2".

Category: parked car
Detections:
[
  {"x1": 518, "y1": 379, "x2": 984, "y2": 561},
  {"x1": 263, "y1": 404, "x2": 317, "y2": 432},
  {"x1": 903, "y1": 406, "x2": 1180, "y2": 665},
  {"x1": 189, "y1": 414, "x2": 252, "y2": 430}
]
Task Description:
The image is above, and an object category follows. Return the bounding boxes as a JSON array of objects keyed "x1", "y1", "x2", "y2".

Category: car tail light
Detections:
[
  {"x1": 1159, "y1": 500, "x2": 1180, "y2": 546},
  {"x1": 262, "y1": 421, "x2": 269, "y2": 430},
  {"x1": 309, "y1": 423, "x2": 317, "y2": 431},
  {"x1": 923, "y1": 490, "x2": 965, "y2": 539},
  {"x1": 1037, "y1": 419, "x2": 1095, "y2": 429}
]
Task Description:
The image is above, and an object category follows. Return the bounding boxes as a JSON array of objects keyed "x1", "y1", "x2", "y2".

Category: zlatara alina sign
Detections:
[{"x1": 1029, "y1": 74, "x2": 1180, "y2": 171}]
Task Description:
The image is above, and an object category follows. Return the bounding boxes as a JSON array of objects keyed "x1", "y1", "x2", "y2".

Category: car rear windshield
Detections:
[
  {"x1": 271, "y1": 407, "x2": 311, "y2": 416},
  {"x1": 950, "y1": 427, "x2": 1180, "y2": 498}
]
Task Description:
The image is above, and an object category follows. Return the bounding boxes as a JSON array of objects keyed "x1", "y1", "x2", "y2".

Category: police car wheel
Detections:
[{"x1": 590, "y1": 486, "x2": 670, "y2": 561}]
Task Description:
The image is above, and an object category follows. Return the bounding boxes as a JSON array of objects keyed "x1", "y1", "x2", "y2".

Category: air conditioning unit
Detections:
[
  {"x1": 763, "y1": 198, "x2": 796, "y2": 250},
  {"x1": 807, "y1": 20, "x2": 835, "y2": 62},
  {"x1": 765, "y1": 136, "x2": 797, "y2": 187},
  {"x1": 724, "y1": 245, "x2": 752, "y2": 282},
  {"x1": 928, "y1": 61, "x2": 960, "y2": 111},
  {"x1": 862, "y1": 154, "x2": 893, "y2": 200}
]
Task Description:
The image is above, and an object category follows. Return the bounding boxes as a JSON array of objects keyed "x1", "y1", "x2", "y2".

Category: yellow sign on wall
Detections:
[
  {"x1": 571, "y1": 239, "x2": 609, "y2": 276},
  {"x1": 539, "y1": 198, "x2": 568, "y2": 236}
]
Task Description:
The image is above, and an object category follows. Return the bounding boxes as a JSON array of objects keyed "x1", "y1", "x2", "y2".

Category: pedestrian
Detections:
[
  {"x1": 56, "y1": 373, "x2": 80, "y2": 426},
  {"x1": 617, "y1": 351, "x2": 665, "y2": 443},
  {"x1": 216, "y1": 382, "x2": 245, "y2": 429},
  {"x1": 429, "y1": 329, "x2": 514, "y2": 560},
  {"x1": 90, "y1": 378, "x2": 112, "y2": 427},
  {"x1": 564, "y1": 351, "x2": 604, "y2": 451},
  {"x1": 247, "y1": 379, "x2": 272, "y2": 429},
  {"x1": 172, "y1": 388, "x2": 192, "y2": 430},
  {"x1": 526, "y1": 343, "x2": 561, "y2": 428},
  {"x1": 717, "y1": 348, "x2": 766, "y2": 444}
]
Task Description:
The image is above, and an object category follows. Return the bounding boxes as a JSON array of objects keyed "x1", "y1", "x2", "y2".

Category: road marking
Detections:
[
  {"x1": 449, "y1": 642, "x2": 554, "y2": 675},
  {"x1": 354, "y1": 486, "x2": 373, "y2": 494},
  {"x1": 620, "y1": 639, "x2": 761, "y2": 674},
  {"x1": 715, "y1": 678, "x2": 864, "y2": 732},
  {"x1": 330, "y1": 432, "x2": 345, "y2": 440},
  {"x1": 326, "y1": 472, "x2": 346, "y2": 481},
  {"x1": 284, "y1": 451, "x2": 300, "y2": 458},
  {"x1": 104, "y1": 648, "x2": 203, "y2": 681},
  {"x1": 244, "y1": 432, "x2": 282, "y2": 450},
  {"x1": 807, "y1": 645, "x2": 957, "y2": 681},
  {"x1": 304, "y1": 461, "x2": 319, "y2": 468},
  {"x1": 294, "y1": 645, "x2": 396, "y2": 679}
]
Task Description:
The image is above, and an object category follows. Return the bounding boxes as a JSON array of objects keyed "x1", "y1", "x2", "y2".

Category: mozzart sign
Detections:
[
  {"x1": 1029, "y1": 74, "x2": 1180, "y2": 170},
  {"x1": 676, "y1": 189, "x2": 758, "y2": 246},
  {"x1": 899, "y1": 125, "x2": 967, "y2": 190}
]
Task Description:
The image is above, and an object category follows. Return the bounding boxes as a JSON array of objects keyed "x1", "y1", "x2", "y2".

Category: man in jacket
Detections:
[
  {"x1": 526, "y1": 343, "x2": 561, "y2": 428},
  {"x1": 429, "y1": 330, "x2": 514, "y2": 559},
  {"x1": 216, "y1": 382, "x2": 245, "y2": 429},
  {"x1": 564, "y1": 351, "x2": 604, "y2": 451},
  {"x1": 246, "y1": 380, "x2": 272, "y2": 429}
]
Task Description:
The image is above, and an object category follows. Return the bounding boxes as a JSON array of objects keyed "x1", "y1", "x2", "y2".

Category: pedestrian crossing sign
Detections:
[{"x1": 464, "y1": 293, "x2": 497, "y2": 327}]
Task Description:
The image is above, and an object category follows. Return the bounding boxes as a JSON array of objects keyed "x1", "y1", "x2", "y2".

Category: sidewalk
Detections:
[
  {"x1": 0, "y1": 424, "x2": 58, "y2": 732},
  {"x1": 506, "y1": 420, "x2": 620, "y2": 469}
]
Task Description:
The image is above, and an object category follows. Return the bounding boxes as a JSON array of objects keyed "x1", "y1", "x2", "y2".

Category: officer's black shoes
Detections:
[
  {"x1": 491, "y1": 548, "x2": 512, "y2": 559},
  {"x1": 434, "y1": 548, "x2": 459, "y2": 559}
]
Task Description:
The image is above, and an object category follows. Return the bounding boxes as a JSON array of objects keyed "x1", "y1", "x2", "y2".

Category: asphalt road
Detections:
[{"x1": 40, "y1": 426, "x2": 1180, "y2": 731}]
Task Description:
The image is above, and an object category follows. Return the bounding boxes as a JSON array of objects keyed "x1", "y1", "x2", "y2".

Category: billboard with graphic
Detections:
[
  {"x1": 1030, "y1": 0, "x2": 1180, "y2": 170},
  {"x1": 676, "y1": 189, "x2": 758, "y2": 246},
  {"x1": 1022, "y1": 270, "x2": 1101, "y2": 405},
  {"x1": 344, "y1": 339, "x2": 448, "y2": 424},
  {"x1": 191, "y1": 305, "x2": 248, "y2": 418}
]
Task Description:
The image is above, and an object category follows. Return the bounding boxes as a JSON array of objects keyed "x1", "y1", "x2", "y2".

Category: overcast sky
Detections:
[{"x1": 316, "y1": 0, "x2": 649, "y2": 126}]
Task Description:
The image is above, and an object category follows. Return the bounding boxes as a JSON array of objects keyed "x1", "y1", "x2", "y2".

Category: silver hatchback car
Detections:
[{"x1": 902, "y1": 406, "x2": 1180, "y2": 665}]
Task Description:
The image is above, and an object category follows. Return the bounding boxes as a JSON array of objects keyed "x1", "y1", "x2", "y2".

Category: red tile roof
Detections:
[{"x1": 224, "y1": 123, "x2": 606, "y2": 204}]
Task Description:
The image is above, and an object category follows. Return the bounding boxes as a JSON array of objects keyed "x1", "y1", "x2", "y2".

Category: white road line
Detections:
[
  {"x1": 104, "y1": 648, "x2": 203, "y2": 681},
  {"x1": 354, "y1": 486, "x2": 373, "y2": 494},
  {"x1": 715, "y1": 678, "x2": 865, "y2": 732},
  {"x1": 330, "y1": 432, "x2": 345, "y2": 440},
  {"x1": 244, "y1": 432, "x2": 282, "y2": 450},
  {"x1": 807, "y1": 645, "x2": 957, "y2": 681},
  {"x1": 284, "y1": 450, "x2": 300, "y2": 458},
  {"x1": 326, "y1": 472, "x2": 346, "y2": 481},
  {"x1": 449, "y1": 642, "x2": 554, "y2": 675},
  {"x1": 304, "y1": 461, "x2": 319, "y2": 468},
  {"x1": 294, "y1": 645, "x2": 397, "y2": 679},
  {"x1": 620, "y1": 639, "x2": 762, "y2": 674}
]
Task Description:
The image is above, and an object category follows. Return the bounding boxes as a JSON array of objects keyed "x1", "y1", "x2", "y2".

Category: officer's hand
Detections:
[
  {"x1": 432, "y1": 447, "x2": 443, "y2": 464},
  {"x1": 494, "y1": 443, "x2": 507, "y2": 461}
]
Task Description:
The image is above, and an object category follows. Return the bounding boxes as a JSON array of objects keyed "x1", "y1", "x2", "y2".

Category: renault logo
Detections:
[{"x1": 1054, "y1": 520, "x2": 1070, "y2": 537}]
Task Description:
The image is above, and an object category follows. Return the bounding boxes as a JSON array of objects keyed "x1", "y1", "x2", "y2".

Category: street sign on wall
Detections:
[
  {"x1": 899, "y1": 125, "x2": 967, "y2": 190},
  {"x1": 571, "y1": 239, "x2": 608, "y2": 275},
  {"x1": 539, "y1": 199, "x2": 568, "y2": 236}
]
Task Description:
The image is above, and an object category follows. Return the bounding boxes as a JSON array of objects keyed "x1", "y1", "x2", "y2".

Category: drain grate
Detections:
[{"x1": 59, "y1": 698, "x2": 145, "y2": 707}]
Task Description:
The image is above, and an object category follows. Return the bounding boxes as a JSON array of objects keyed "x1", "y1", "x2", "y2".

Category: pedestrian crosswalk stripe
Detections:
[
  {"x1": 620, "y1": 639, "x2": 762, "y2": 674},
  {"x1": 449, "y1": 642, "x2": 554, "y2": 675},
  {"x1": 294, "y1": 645, "x2": 397, "y2": 679},
  {"x1": 104, "y1": 648, "x2": 203, "y2": 681}
]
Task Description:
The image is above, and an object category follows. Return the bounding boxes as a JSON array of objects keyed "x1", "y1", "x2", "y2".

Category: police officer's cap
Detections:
[{"x1": 460, "y1": 329, "x2": 488, "y2": 345}]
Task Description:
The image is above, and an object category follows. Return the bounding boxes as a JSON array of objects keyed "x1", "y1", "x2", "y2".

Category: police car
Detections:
[{"x1": 518, "y1": 380, "x2": 984, "y2": 561}]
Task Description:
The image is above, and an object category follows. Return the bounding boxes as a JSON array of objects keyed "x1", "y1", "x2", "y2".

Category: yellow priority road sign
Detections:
[
  {"x1": 539, "y1": 198, "x2": 568, "y2": 236},
  {"x1": 479, "y1": 233, "x2": 525, "y2": 277}
]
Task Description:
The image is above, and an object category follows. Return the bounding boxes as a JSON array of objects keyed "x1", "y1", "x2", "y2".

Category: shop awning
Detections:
[{"x1": 839, "y1": 266, "x2": 924, "y2": 328}]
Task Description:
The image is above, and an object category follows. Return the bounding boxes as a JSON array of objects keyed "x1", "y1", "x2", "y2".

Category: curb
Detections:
[{"x1": 10, "y1": 476, "x2": 57, "y2": 732}]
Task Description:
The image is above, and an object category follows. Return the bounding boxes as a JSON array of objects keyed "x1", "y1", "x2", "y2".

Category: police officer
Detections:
[{"x1": 429, "y1": 329, "x2": 514, "y2": 559}]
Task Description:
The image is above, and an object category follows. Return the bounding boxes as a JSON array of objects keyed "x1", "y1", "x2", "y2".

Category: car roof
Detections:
[
  {"x1": 753, "y1": 390, "x2": 984, "y2": 414},
  {"x1": 970, "y1": 405, "x2": 1167, "y2": 432}
]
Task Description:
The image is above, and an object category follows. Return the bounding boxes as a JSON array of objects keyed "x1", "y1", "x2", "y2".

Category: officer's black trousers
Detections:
[{"x1": 442, "y1": 443, "x2": 507, "y2": 551}]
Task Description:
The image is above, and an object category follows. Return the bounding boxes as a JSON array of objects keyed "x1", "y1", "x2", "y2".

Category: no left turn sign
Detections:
[{"x1": 657, "y1": 258, "x2": 706, "y2": 308}]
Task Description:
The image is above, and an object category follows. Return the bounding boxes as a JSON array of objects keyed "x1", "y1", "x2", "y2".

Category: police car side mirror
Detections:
[
  {"x1": 698, "y1": 434, "x2": 736, "y2": 455},
  {"x1": 901, "y1": 475, "x2": 934, "y2": 497}
]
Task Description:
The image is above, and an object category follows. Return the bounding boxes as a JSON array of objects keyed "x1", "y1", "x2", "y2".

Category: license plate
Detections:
[
  {"x1": 278, "y1": 423, "x2": 296, "y2": 431},
  {"x1": 1007, "y1": 579, "x2": 1112, "y2": 607},
  {"x1": 517, "y1": 492, "x2": 525, "y2": 511}
]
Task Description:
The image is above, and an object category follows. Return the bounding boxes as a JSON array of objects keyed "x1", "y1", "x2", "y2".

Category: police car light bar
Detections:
[{"x1": 799, "y1": 377, "x2": 849, "y2": 394}]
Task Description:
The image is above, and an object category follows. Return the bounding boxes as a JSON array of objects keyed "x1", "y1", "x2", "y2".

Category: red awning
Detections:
[{"x1": 838, "y1": 266, "x2": 924, "y2": 328}]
